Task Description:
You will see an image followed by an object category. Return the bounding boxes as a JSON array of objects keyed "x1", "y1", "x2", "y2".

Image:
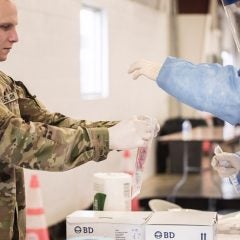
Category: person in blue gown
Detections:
[{"x1": 128, "y1": 0, "x2": 240, "y2": 188}]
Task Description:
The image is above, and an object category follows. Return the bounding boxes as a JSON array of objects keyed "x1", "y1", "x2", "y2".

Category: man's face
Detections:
[{"x1": 0, "y1": 0, "x2": 18, "y2": 61}]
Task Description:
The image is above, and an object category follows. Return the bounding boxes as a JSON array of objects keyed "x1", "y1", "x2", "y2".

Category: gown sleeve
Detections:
[{"x1": 157, "y1": 56, "x2": 240, "y2": 125}]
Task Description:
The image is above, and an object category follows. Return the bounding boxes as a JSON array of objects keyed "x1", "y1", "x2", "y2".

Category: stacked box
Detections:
[
  {"x1": 67, "y1": 210, "x2": 152, "y2": 240},
  {"x1": 145, "y1": 211, "x2": 217, "y2": 240},
  {"x1": 66, "y1": 210, "x2": 217, "y2": 240}
]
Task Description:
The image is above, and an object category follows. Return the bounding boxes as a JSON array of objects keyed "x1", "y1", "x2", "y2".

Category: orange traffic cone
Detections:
[{"x1": 26, "y1": 174, "x2": 50, "y2": 240}]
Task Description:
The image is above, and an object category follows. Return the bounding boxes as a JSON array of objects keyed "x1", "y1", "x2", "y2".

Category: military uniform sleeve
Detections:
[
  {"x1": 18, "y1": 94, "x2": 117, "y2": 129},
  {"x1": 0, "y1": 102, "x2": 110, "y2": 171},
  {"x1": 157, "y1": 56, "x2": 240, "y2": 125}
]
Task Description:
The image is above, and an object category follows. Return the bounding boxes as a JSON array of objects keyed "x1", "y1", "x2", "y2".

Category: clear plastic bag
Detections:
[{"x1": 131, "y1": 116, "x2": 159, "y2": 198}]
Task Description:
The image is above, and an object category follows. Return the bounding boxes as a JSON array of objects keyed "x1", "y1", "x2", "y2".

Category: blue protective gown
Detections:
[{"x1": 156, "y1": 56, "x2": 240, "y2": 125}]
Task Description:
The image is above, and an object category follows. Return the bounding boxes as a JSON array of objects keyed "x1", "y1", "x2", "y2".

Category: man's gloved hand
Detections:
[
  {"x1": 128, "y1": 59, "x2": 162, "y2": 81},
  {"x1": 137, "y1": 115, "x2": 160, "y2": 138},
  {"x1": 108, "y1": 115, "x2": 160, "y2": 150},
  {"x1": 211, "y1": 149, "x2": 240, "y2": 178}
]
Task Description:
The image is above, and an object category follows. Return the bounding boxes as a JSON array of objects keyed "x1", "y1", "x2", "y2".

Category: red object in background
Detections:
[{"x1": 202, "y1": 140, "x2": 212, "y2": 155}]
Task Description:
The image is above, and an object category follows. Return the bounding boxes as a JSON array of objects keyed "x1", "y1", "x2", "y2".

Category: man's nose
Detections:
[{"x1": 9, "y1": 28, "x2": 19, "y2": 43}]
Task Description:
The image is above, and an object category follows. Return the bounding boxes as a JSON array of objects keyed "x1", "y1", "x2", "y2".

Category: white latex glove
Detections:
[
  {"x1": 108, "y1": 115, "x2": 160, "y2": 150},
  {"x1": 211, "y1": 146, "x2": 240, "y2": 178},
  {"x1": 128, "y1": 59, "x2": 162, "y2": 81},
  {"x1": 137, "y1": 115, "x2": 160, "y2": 138}
]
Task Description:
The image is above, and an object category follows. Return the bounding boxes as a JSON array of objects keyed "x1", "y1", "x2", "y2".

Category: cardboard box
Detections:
[
  {"x1": 66, "y1": 210, "x2": 152, "y2": 240},
  {"x1": 145, "y1": 211, "x2": 217, "y2": 240}
]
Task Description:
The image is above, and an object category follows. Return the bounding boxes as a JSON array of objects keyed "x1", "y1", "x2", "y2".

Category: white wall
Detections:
[
  {"x1": 176, "y1": 14, "x2": 209, "y2": 117},
  {"x1": 177, "y1": 15, "x2": 207, "y2": 63},
  {"x1": 1, "y1": 0, "x2": 170, "y2": 225}
]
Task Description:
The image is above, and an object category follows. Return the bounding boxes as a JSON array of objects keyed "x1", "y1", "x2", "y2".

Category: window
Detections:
[{"x1": 80, "y1": 5, "x2": 108, "y2": 100}]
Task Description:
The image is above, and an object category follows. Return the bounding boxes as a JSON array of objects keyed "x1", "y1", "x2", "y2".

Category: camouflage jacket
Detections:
[{"x1": 0, "y1": 71, "x2": 116, "y2": 240}]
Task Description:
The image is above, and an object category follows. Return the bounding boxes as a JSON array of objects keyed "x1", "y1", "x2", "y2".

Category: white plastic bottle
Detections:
[
  {"x1": 223, "y1": 121, "x2": 235, "y2": 141},
  {"x1": 182, "y1": 119, "x2": 192, "y2": 139}
]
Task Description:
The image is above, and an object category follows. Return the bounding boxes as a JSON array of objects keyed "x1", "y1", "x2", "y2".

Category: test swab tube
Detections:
[{"x1": 214, "y1": 145, "x2": 240, "y2": 193}]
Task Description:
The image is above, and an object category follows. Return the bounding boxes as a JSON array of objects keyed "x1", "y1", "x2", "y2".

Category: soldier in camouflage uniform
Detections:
[
  {"x1": 0, "y1": 71, "x2": 117, "y2": 239},
  {"x1": 0, "y1": 0, "x2": 159, "y2": 239}
]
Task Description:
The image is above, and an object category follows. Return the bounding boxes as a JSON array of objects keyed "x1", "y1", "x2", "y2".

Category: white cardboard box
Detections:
[
  {"x1": 66, "y1": 210, "x2": 152, "y2": 240},
  {"x1": 145, "y1": 211, "x2": 217, "y2": 240}
]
